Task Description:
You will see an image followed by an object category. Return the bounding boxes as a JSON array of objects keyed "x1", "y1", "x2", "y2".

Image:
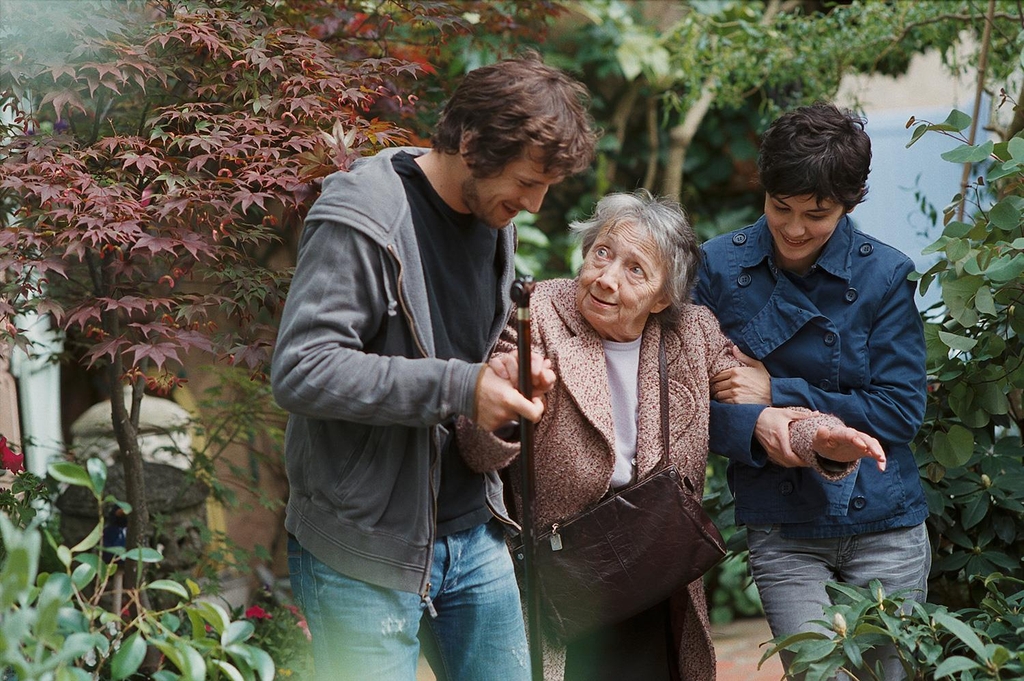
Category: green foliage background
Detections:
[{"x1": 2, "y1": 0, "x2": 1024, "y2": 675}]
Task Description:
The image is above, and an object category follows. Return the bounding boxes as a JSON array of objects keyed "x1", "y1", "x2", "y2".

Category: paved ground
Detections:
[
  {"x1": 416, "y1": 617, "x2": 785, "y2": 680},
  {"x1": 713, "y1": 617, "x2": 786, "y2": 681}
]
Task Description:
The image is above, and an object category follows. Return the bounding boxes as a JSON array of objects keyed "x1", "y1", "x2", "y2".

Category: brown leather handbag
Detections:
[{"x1": 522, "y1": 332, "x2": 726, "y2": 642}]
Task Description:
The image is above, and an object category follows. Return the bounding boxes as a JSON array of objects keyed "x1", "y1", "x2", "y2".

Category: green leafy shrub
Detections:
[
  {"x1": 906, "y1": 106, "x2": 1024, "y2": 606},
  {"x1": 0, "y1": 459, "x2": 276, "y2": 680},
  {"x1": 702, "y1": 453, "x2": 763, "y2": 624},
  {"x1": 761, "y1": 575, "x2": 1024, "y2": 680},
  {"x1": 232, "y1": 591, "x2": 312, "y2": 679}
]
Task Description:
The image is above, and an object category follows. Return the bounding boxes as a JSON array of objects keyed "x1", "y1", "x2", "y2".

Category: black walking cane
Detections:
[{"x1": 510, "y1": 275, "x2": 544, "y2": 681}]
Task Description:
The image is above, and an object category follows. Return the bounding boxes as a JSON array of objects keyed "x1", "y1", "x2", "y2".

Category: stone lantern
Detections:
[{"x1": 57, "y1": 388, "x2": 209, "y2": 574}]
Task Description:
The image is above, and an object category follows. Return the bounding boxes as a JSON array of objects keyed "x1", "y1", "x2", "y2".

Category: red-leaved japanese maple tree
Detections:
[{"x1": 0, "y1": 0, "x2": 558, "y2": 584}]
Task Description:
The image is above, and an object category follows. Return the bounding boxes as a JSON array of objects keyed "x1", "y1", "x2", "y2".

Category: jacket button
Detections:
[
  {"x1": 824, "y1": 332, "x2": 837, "y2": 346},
  {"x1": 819, "y1": 379, "x2": 831, "y2": 390},
  {"x1": 738, "y1": 273, "x2": 752, "y2": 287},
  {"x1": 732, "y1": 233, "x2": 747, "y2": 245},
  {"x1": 852, "y1": 496, "x2": 867, "y2": 510},
  {"x1": 779, "y1": 481, "x2": 794, "y2": 495},
  {"x1": 845, "y1": 288, "x2": 859, "y2": 303},
  {"x1": 859, "y1": 243, "x2": 873, "y2": 256}
]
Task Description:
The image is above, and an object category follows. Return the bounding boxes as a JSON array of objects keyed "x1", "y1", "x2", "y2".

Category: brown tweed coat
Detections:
[{"x1": 458, "y1": 278, "x2": 849, "y2": 681}]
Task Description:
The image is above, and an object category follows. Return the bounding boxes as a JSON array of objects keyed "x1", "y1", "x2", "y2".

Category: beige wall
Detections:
[{"x1": 837, "y1": 47, "x2": 978, "y2": 114}]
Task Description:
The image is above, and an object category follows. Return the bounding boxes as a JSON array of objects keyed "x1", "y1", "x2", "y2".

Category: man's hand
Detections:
[
  {"x1": 487, "y1": 351, "x2": 556, "y2": 398},
  {"x1": 473, "y1": 363, "x2": 547, "y2": 432},
  {"x1": 813, "y1": 426, "x2": 887, "y2": 472},
  {"x1": 711, "y1": 346, "x2": 772, "y2": 404},
  {"x1": 755, "y1": 407, "x2": 813, "y2": 468}
]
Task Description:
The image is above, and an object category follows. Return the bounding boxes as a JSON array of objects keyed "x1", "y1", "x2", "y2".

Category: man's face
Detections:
[{"x1": 461, "y1": 147, "x2": 565, "y2": 228}]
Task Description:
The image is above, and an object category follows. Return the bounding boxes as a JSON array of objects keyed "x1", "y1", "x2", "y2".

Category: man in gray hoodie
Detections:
[{"x1": 271, "y1": 53, "x2": 596, "y2": 680}]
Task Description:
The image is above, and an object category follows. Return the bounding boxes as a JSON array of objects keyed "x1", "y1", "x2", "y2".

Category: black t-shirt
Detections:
[{"x1": 392, "y1": 152, "x2": 500, "y2": 537}]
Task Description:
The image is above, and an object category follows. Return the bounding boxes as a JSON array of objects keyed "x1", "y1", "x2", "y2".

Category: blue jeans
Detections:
[
  {"x1": 746, "y1": 522, "x2": 930, "y2": 681},
  {"x1": 288, "y1": 521, "x2": 530, "y2": 681}
]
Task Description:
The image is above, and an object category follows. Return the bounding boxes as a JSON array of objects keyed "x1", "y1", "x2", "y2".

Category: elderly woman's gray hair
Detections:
[{"x1": 569, "y1": 189, "x2": 700, "y2": 321}]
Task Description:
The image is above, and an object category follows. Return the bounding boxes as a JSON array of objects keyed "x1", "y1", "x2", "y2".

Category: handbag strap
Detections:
[
  {"x1": 659, "y1": 326, "x2": 699, "y2": 495},
  {"x1": 657, "y1": 325, "x2": 675, "y2": 471}
]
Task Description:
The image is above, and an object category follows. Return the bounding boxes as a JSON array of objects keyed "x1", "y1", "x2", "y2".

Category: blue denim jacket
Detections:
[{"x1": 695, "y1": 215, "x2": 929, "y2": 538}]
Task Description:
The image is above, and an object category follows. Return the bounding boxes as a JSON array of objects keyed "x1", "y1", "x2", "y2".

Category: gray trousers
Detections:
[{"x1": 746, "y1": 522, "x2": 931, "y2": 681}]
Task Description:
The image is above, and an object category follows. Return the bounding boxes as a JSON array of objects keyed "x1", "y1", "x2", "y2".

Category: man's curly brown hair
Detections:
[{"x1": 432, "y1": 52, "x2": 597, "y2": 179}]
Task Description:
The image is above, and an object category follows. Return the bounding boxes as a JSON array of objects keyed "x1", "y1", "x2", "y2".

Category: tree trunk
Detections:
[
  {"x1": 105, "y1": 360, "x2": 151, "y2": 591},
  {"x1": 603, "y1": 78, "x2": 643, "y2": 191},
  {"x1": 93, "y1": 244, "x2": 151, "y2": 593},
  {"x1": 660, "y1": 83, "x2": 715, "y2": 201},
  {"x1": 658, "y1": 0, "x2": 786, "y2": 201},
  {"x1": 643, "y1": 93, "x2": 660, "y2": 191},
  {"x1": 958, "y1": 0, "x2": 996, "y2": 221}
]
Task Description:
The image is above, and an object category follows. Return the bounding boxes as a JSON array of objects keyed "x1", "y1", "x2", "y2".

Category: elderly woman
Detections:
[{"x1": 458, "y1": 190, "x2": 884, "y2": 681}]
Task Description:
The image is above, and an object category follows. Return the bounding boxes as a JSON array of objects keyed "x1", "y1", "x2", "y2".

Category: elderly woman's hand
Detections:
[
  {"x1": 473, "y1": 364, "x2": 547, "y2": 432},
  {"x1": 711, "y1": 346, "x2": 772, "y2": 404},
  {"x1": 487, "y1": 351, "x2": 557, "y2": 398},
  {"x1": 812, "y1": 425, "x2": 887, "y2": 472},
  {"x1": 471, "y1": 351, "x2": 557, "y2": 433},
  {"x1": 754, "y1": 407, "x2": 813, "y2": 468}
]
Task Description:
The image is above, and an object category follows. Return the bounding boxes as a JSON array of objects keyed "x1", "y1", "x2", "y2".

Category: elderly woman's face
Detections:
[{"x1": 576, "y1": 220, "x2": 671, "y2": 342}]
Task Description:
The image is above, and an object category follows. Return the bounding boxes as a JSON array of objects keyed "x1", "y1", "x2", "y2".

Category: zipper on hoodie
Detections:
[
  {"x1": 420, "y1": 426, "x2": 441, "y2": 618},
  {"x1": 386, "y1": 243, "x2": 439, "y2": 617},
  {"x1": 487, "y1": 495, "x2": 521, "y2": 533},
  {"x1": 386, "y1": 243, "x2": 429, "y2": 359}
]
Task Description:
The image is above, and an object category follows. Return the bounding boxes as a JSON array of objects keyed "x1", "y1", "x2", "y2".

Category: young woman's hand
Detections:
[{"x1": 754, "y1": 407, "x2": 813, "y2": 468}]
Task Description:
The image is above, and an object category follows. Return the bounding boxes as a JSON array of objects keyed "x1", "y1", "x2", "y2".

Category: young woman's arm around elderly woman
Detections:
[{"x1": 457, "y1": 189, "x2": 884, "y2": 681}]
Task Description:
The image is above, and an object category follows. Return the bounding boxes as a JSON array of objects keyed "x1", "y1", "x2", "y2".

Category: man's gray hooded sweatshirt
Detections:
[{"x1": 271, "y1": 148, "x2": 516, "y2": 600}]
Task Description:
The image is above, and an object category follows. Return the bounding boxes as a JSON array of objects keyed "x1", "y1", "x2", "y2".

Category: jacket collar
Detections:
[
  {"x1": 549, "y1": 278, "x2": 593, "y2": 338},
  {"x1": 741, "y1": 214, "x2": 855, "y2": 282}
]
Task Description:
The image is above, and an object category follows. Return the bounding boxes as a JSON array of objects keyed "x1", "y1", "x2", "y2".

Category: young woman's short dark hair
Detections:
[
  {"x1": 432, "y1": 52, "x2": 597, "y2": 179},
  {"x1": 757, "y1": 102, "x2": 871, "y2": 210}
]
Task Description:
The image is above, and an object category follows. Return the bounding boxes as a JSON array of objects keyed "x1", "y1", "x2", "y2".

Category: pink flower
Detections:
[
  {"x1": 0, "y1": 437, "x2": 24, "y2": 474},
  {"x1": 281, "y1": 603, "x2": 312, "y2": 640},
  {"x1": 245, "y1": 605, "x2": 272, "y2": 620},
  {"x1": 297, "y1": 618, "x2": 312, "y2": 642}
]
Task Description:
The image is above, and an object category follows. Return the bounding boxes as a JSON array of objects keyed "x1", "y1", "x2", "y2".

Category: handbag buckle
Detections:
[{"x1": 549, "y1": 524, "x2": 562, "y2": 551}]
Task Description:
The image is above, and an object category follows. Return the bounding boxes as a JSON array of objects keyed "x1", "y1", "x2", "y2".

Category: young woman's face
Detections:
[
  {"x1": 576, "y1": 221, "x2": 671, "y2": 342},
  {"x1": 764, "y1": 194, "x2": 849, "y2": 274}
]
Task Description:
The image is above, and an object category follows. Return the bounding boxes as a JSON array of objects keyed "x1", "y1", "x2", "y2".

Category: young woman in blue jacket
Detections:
[{"x1": 694, "y1": 102, "x2": 930, "y2": 680}]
